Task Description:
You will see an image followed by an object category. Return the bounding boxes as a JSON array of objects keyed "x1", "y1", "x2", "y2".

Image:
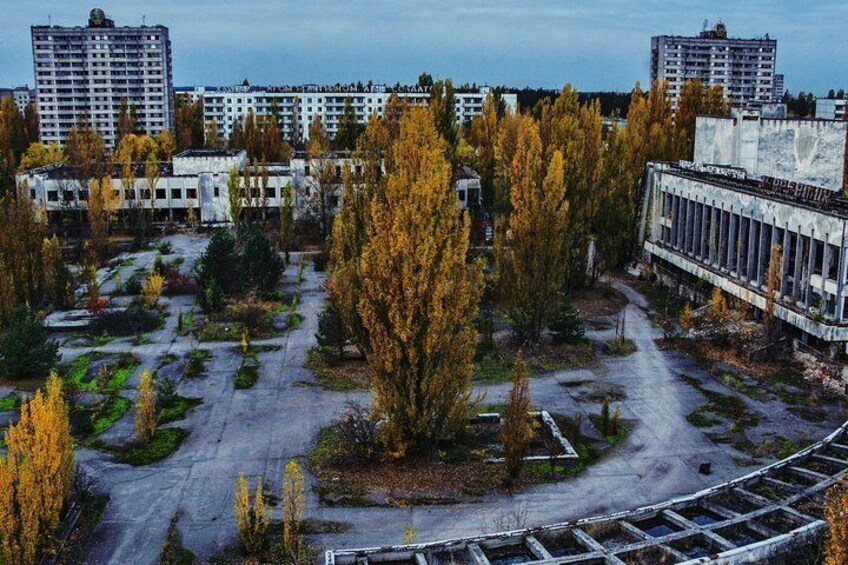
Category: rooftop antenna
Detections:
[
  {"x1": 142, "y1": 14, "x2": 146, "y2": 26},
  {"x1": 48, "y1": 13, "x2": 52, "y2": 26},
  {"x1": 702, "y1": 19, "x2": 708, "y2": 32}
]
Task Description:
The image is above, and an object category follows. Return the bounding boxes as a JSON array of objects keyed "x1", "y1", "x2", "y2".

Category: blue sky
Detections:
[{"x1": 1, "y1": 0, "x2": 845, "y2": 94}]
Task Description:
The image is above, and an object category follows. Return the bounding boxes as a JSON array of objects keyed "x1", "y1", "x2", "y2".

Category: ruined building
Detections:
[{"x1": 641, "y1": 108, "x2": 848, "y2": 346}]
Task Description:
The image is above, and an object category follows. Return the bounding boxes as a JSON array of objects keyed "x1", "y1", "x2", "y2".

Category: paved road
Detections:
[{"x1": 71, "y1": 241, "x2": 843, "y2": 562}]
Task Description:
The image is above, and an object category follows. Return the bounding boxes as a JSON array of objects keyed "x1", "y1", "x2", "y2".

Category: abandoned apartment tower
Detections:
[{"x1": 642, "y1": 106, "x2": 848, "y2": 350}]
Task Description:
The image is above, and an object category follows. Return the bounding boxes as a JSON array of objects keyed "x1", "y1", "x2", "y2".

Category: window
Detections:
[
  {"x1": 457, "y1": 189, "x2": 466, "y2": 202},
  {"x1": 155, "y1": 189, "x2": 166, "y2": 200},
  {"x1": 214, "y1": 186, "x2": 220, "y2": 198},
  {"x1": 186, "y1": 188, "x2": 197, "y2": 199},
  {"x1": 170, "y1": 188, "x2": 181, "y2": 199}
]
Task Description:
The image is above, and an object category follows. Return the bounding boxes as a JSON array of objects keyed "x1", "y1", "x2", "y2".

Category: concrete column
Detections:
[
  {"x1": 717, "y1": 208, "x2": 725, "y2": 268},
  {"x1": 683, "y1": 198, "x2": 692, "y2": 253},
  {"x1": 793, "y1": 229, "x2": 803, "y2": 301},
  {"x1": 780, "y1": 226, "x2": 791, "y2": 295},
  {"x1": 700, "y1": 203, "x2": 709, "y2": 259},
  {"x1": 837, "y1": 245, "x2": 847, "y2": 321},
  {"x1": 709, "y1": 205, "x2": 719, "y2": 264},
  {"x1": 692, "y1": 202, "x2": 701, "y2": 257},
  {"x1": 756, "y1": 221, "x2": 768, "y2": 286},
  {"x1": 822, "y1": 236, "x2": 832, "y2": 319},
  {"x1": 727, "y1": 212, "x2": 737, "y2": 273},
  {"x1": 672, "y1": 195, "x2": 680, "y2": 249},
  {"x1": 806, "y1": 233, "x2": 817, "y2": 308},
  {"x1": 736, "y1": 215, "x2": 746, "y2": 279},
  {"x1": 746, "y1": 217, "x2": 757, "y2": 281}
]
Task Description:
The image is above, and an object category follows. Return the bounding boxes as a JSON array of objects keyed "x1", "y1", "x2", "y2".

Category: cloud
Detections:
[{"x1": 0, "y1": 0, "x2": 845, "y2": 92}]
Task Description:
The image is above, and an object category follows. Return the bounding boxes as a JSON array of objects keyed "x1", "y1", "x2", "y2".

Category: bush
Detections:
[
  {"x1": 142, "y1": 273, "x2": 165, "y2": 308},
  {"x1": 116, "y1": 427, "x2": 187, "y2": 466},
  {"x1": 89, "y1": 307, "x2": 161, "y2": 336},
  {"x1": 123, "y1": 273, "x2": 143, "y2": 295},
  {"x1": 312, "y1": 251, "x2": 329, "y2": 272},
  {"x1": 226, "y1": 300, "x2": 273, "y2": 337},
  {"x1": 335, "y1": 402, "x2": 382, "y2": 461},
  {"x1": 157, "y1": 241, "x2": 174, "y2": 255},
  {"x1": 194, "y1": 229, "x2": 238, "y2": 295},
  {"x1": 549, "y1": 295, "x2": 584, "y2": 344},
  {"x1": 163, "y1": 272, "x2": 197, "y2": 296},
  {"x1": 316, "y1": 302, "x2": 346, "y2": 362},
  {"x1": 239, "y1": 226, "x2": 283, "y2": 295},
  {"x1": 199, "y1": 280, "x2": 225, "y2": 313},
  {"x1": 0, "y1": 306, "x2": 59, "y2": 380}
]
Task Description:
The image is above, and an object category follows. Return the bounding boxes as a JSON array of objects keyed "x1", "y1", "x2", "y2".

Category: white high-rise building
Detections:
[
  {"x1": 179, "y1": 83, "x2": 517, "y2": 142},
  {"x1": 31, "y1": 8, "x2": 174, "y2": 146},
  {"x1": 651, "y1": 23, "x2": 778, "y2": 107}
]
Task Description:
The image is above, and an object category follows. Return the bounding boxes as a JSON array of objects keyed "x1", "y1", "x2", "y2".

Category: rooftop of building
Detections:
[
  {"x1": 176, "y1": 82, "x2": 507, "y2": 95},
  {"x1": 663, "y1": 163, "x2": 848, "y2": 219},
  {"x1": 174, "y1": 149, "x2": 244, "y2": 159},
  {"x1": 653, "y1": 23, "x2": 775, "y2": 43}
]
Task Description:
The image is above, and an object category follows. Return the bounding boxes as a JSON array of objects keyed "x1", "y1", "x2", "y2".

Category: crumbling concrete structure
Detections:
[
  {"x1": 326, "y1": 421, "x2": 848, "y2": 564},
  {"x1": 642, "y1": 110, "x2": 848, "y2": 347}
]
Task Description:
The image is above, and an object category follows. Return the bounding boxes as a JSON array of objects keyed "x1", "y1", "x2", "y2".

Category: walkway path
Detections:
[{"x1": 77, "y1": 255, "x2": 843, "y2": 562}]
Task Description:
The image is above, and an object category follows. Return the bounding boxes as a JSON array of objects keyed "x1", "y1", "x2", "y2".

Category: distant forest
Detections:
[{"x1": 512, "y1": 88, "x2": 633, "y2": 118}]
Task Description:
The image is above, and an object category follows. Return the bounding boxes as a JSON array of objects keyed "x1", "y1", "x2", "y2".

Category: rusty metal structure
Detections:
[{"x1": 325, "y1": 421, "x2": 848, "y2": 565}]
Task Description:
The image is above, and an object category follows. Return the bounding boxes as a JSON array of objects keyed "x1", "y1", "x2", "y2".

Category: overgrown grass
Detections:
[
  {"x1": 473, "y1": 351, "x2": 515, "y2": 384},
  {"x1": 198, "y1": 321, "x2": 245, "y2": 342},
  {"x1": 0, "y1": 394, "x2": 19, "y2": 412},
  {"x1": 235, "y1": 365, "x2": 259, "y2": 389},
  {"x1": 184, "y1": 349, "x2": 211, "y2": 376},
  {"x1": 115, "y1": 427, "x2": 187, "y2": 466},
  {"x1": 158, "y1": 396, "x2": 202, "y2": 425},
  {"x1": 91, "y1": 396, "x2": 132, "y2": 435},
  {"x1": 604, "y1": 338, "x2": 637, "y2": 357}
]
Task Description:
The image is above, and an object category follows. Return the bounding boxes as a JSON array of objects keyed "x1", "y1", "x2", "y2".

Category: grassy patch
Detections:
[
  {"x1": 0, "y1": 394, "x2": 20, "y2": 412},
  {"x1": 184, "y1": 349, "x2": 211, "y2": 376},
  {"x1": 159, "y1": 396, "x2": 202, "y2": 425},
  {"x1": 198, "y1": 321, "x2": 244, "y2": 342},
  {"x1": 754, "y1": 437, "x2": 815, "y2": 460},
  {"x1": 286, "y1": 312, "x2": 304, "y2": 330},
  {"x1": 604, "y1": 338, "x2": 637, "y2": 357},
  {"x1": 115, "y1": 427, "x2": 187, "y2": 466},
  {"x1": 473, "y1": 351, "x2": 515, "y2": 384},
  {"x1": 235, "y1": 365, "x2": 259, "y2": 389},
  {"x1": 66, "y1": 354, "x2": 94, "y2": 389},
  {"x1": 91, "y1": 396, "x2": 132, "y2": 435}
]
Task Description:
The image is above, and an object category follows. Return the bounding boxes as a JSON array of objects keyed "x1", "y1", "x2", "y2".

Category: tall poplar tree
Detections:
[
  {"x1": 358, "y1": 107, "x2": 483, "y2": 456},
  {"x1": 495, "y1": 116, "x2": 570, "y2": 343}
]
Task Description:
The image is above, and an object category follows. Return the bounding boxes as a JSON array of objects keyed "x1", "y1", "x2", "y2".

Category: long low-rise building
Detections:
[
  {"x1": 641, "y1": 109, "x2": 848, "y2": 345},
  {"x1": 177, "y1": 83, "x2": 517, "y2": 142},
  {"x1": 17, "y1": 149, "x2": 482, "y2": 225}
]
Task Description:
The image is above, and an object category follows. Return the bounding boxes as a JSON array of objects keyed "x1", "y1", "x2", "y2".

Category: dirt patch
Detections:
[
  {"x1": 309, "y1": 411, "x2": 623, "y2": 507},
  {"x1": 303, "y1": 348, "x2": 370, "y2": 391},
  {"x1": 560, "y1": 380, "x2": 627, "y2": 403},
  {"x1": 571, "y1": 285, "x2": 629, "y2": 319}
]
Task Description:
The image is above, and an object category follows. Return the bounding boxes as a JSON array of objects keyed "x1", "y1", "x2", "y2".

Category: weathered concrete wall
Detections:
[
  {"x1": 694, "y1": 116, "x2": 736, "y2": 166},
  {"x1": 172, "y1": 151, "x2": 247, "y2": 176},
  {"x1": 694, "y1": 115, "x2": 848, "y2": 191},
  {"x1": 756, "y1": 119, "x2": 847, "y2": 191}
]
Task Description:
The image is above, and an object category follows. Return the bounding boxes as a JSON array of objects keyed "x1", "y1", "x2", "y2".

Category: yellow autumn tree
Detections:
[
  {"x1": 134, "y1": 369, "x2": 157, "y2": 446},
  {"x1": 142, "y1": 272, "x2": 164, "y2": 308},
  {"x1": 233, "y1": 471, "x2": 269, "y2": 556},
  {"x1": 282, "y1": 460, "x2": 305, "y2": 563},
  {"x1": 764, "y1": 243, "x2": 783, "y2": 334},
  {"x1": 495, "y1": 115, "x2": 570, "y2": 343},
  {"x1": 500, "y1": 354, "x2": 534, "y2": 483},
  {"x1": 358, "y1": 107, "x2": 483, "y2": 457},
  {"x1": 0, "y1": 372, "x2": 74, "y2": 565},
  {"x1": 825, "y1": 479, "x2": 848, "y2": 565},
  {"x1": 679, "y1": 303, "x2": 695, "y2": 336},
  {"x1": 87, "y1": 176, "x2": 120, "y2": 255}
]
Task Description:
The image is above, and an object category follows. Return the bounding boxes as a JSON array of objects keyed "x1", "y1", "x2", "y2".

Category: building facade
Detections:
[
  {"x1": 641, "y1": 109, "x2": 848, "y2": 344},
  {"x1": 651, "y1": 23, "x2": 778, "y2": 107},
  {"x1": 179, "y1": 83, "x2": 518, "y2": 142},
  {"x1": 18, "y1": 150, "x2": 481, "y2": 224},
  {"x1": 31, "y1": 8, "x2": 174, "y2": 147},
  {"x1": 817, "y1": 99, "x2": 847, "y2": 121}
]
